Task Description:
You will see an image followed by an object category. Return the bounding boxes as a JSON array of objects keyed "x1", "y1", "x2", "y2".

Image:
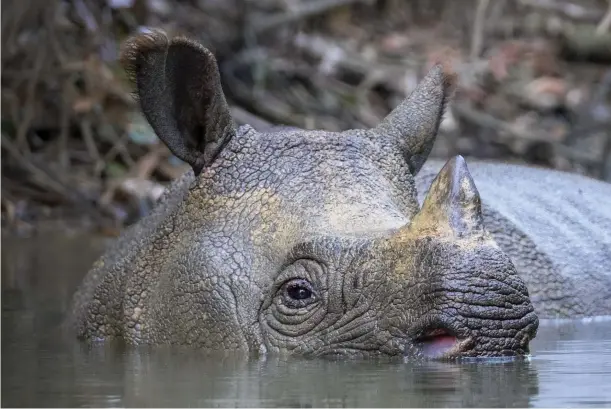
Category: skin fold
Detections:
[{"x1": 67, "y1": 30, "x2": 609, "y2": 359}]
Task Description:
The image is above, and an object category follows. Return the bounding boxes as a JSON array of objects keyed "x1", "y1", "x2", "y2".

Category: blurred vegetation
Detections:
[{"x1": 1, "y1": 0, "x2": 610, "y2": 236}]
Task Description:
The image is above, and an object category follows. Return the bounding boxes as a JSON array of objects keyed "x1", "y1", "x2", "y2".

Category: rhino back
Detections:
[{"x1": 417, "y1": 159, "x2": 611, "y2": 318}]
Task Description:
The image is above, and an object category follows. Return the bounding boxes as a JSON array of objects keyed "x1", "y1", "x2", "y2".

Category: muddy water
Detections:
[{"x1": 2, "y1": 233, "x2": 611, "y2": 407}]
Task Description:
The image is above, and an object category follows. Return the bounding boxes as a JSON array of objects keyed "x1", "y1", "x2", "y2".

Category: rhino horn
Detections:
[
  {"x1": 410, "y1": 155, "x2": 484, "y2": 238},
  {"x1": 371, "y1": 64, "x2": 456, "y2": 175}
]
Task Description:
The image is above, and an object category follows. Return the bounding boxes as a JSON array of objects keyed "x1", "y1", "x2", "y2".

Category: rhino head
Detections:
[{"x1": 71, "y1": 30, "x2": 538, "y2": 359}]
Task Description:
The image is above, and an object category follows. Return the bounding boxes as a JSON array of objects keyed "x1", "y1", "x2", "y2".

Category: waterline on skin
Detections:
[{"x1": 537, "y1": 315, "x2": 611, "y2": 326}]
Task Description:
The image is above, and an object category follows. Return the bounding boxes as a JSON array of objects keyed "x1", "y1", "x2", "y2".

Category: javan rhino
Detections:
[{"x1": 68, "y1": 30, "x2": 611, "y2": 359}]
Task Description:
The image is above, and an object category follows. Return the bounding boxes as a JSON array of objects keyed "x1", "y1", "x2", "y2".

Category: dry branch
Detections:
[
  {"x1": 470, "y1": 0, "x2": 490, "y2": 60},
  {"x1": 249, "y1": 0, "x2": 374, "y2": 34}
]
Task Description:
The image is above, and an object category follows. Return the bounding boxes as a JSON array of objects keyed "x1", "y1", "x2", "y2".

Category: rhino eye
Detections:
[
  {"x1": 288, "y1": 282, "x2": 312, "y2": 300},
  {"x1": 282, "y1": 279, "x2": 316, "y2": 308}
]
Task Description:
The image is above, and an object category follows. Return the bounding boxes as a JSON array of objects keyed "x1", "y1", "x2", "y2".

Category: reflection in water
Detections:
[
  {"x1": 3, "y1": 340, "x2": 540, "y2": 407},
  {"x1": 131, "y1": 353, "x2": 540, "y2": 407},
  {"x1": 1, "y1": 233, "x2": 610, "y2": 407}
]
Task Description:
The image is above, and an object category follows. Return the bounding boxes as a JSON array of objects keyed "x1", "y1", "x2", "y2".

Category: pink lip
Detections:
[
  {"x1": 419, "y1": 334, "x2": 459, "y2": 357},
  {"x1": 414, "y1": 328, "x2": 471, "y2": 359}
]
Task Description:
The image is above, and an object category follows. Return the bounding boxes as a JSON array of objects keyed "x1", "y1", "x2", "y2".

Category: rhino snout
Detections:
[
  {"x1": 400, "y1": 268, "x2": 540, "y2": 360},
  {"x1": 406, "y1": 305, "x2": 539, "y2": 360},
  {"x1": 381, "y1": 155, "x2": 539, "y2": 359}
]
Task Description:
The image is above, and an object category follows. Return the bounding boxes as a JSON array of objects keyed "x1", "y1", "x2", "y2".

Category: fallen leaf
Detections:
[{"x1": 523, "y1": 76, "x2": 567, "y2": 110}]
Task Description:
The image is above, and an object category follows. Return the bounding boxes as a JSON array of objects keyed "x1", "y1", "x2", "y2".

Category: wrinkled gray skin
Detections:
[{"x1": 69, "y1": 30, "x2": 605, "y2": 360}]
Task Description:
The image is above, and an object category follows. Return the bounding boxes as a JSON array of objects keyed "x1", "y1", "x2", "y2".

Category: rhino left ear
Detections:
[
  {"x1": 370, "y1": 64, "x2": 456, "y2": 175},
  {"x1": 120, "y1": 30, "x2": 236, "y2": 176},
  {"x1": 412, "y1": 155, "x2": 483, "y2": 238}
]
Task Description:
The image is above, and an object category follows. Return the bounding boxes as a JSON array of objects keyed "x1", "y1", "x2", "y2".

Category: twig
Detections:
[
  {"x1": 157, "y1": 161, "x2": 190, "y2": 180},
  {"x1": 2, "y1": 90, "x2": 21, "y2": 131},
  {"x1": 230, "y1": 106, "x2": 273, "y2": 131},
  {"x1": 518, "y1": 0, "x2": 606, "y2": 22},
  {"x1": 58, "y1": 85, "x2": 71, "y2": 169},
  {"x1": 2, "y1": 133, "x2": 120, "y2": 224},
  {"x1": 2, "y1": 133, "x2": 84, "y2": 204},
  {"x1": 1, "y1": 0, "x2": 36, "y2": 61},
  {"x1": 596, "y1": 0, "x2": 611, "y2": 35},
  {"x1": 46, "y1": 4, "x2": 68, "y2": 66},
  {"x1": 99, "y1": 143, "x2": 166, "y2": 207},
  {"x1": 554, "y1": 144, "x2": 606, "y2": 167},
  {"x1": 223, "y1": 59, "x2": 305, "y2": 127},
  {"x1": 80, "y1": 118, "x2": 103, "y2": 171},
  {"x1": 1, "y1": 195, "x2": 17, "y2": 225},
  {"x1": 470, "y1": 0, "x2": 490, "y2": 61},
  {"x1": 101, "y1": 127, "x2": 136, "y2": 169},
  {"x1": 453, "y1": 103, "x2": 605, "y2": 167},
  {"x1": 453, "y1": 103, "x2": 552, "y2": 143},
  {"x1": 293, "y1": 33, "x2": 419, "y2": 94},
  {"x1": 599, "y1": 131, "x2": 611, "y2": 180},
  {"x1": 135, "y1": 144, "x2": 166, "y2": 180},
  {"x1": 15, "y1": 38, "x2": 47, "y2": 153},
  {"x1": 250, "y1": 0, "x2": 373, "y2": 34}
]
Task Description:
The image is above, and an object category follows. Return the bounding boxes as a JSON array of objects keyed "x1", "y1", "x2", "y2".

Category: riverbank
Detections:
[{"x1": 2, "y1": 0, "x2": 610, "y2": 237}]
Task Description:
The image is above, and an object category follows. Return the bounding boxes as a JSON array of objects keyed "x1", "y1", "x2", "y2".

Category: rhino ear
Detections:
[
  {"x1": 371, "y1": 64, "x2": 456, "y2": 175},
  {"x1": 120, "y1": 30, "x2": 236, "y2": 175},
  {"x1": 412, "y1": 155, "x2": 483, "y2": 238}
]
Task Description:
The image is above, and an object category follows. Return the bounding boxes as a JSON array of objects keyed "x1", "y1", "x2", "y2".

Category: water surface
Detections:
[{"x1": 2, "y1": 233, "x2": 610, "y2": 407}]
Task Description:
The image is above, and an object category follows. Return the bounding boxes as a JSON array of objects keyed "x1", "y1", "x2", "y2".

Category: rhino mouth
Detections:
[
  {"x1": 413, "y1": 326, "x2": 473, "y2": 359},
  {"x1": 409, "y1": 314, "x2": 535, "y2": 359}
]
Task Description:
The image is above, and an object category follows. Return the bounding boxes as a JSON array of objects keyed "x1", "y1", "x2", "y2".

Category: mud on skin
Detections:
[{"x1": 67, "y1": 30, "x2": 610, "y2": 360}]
